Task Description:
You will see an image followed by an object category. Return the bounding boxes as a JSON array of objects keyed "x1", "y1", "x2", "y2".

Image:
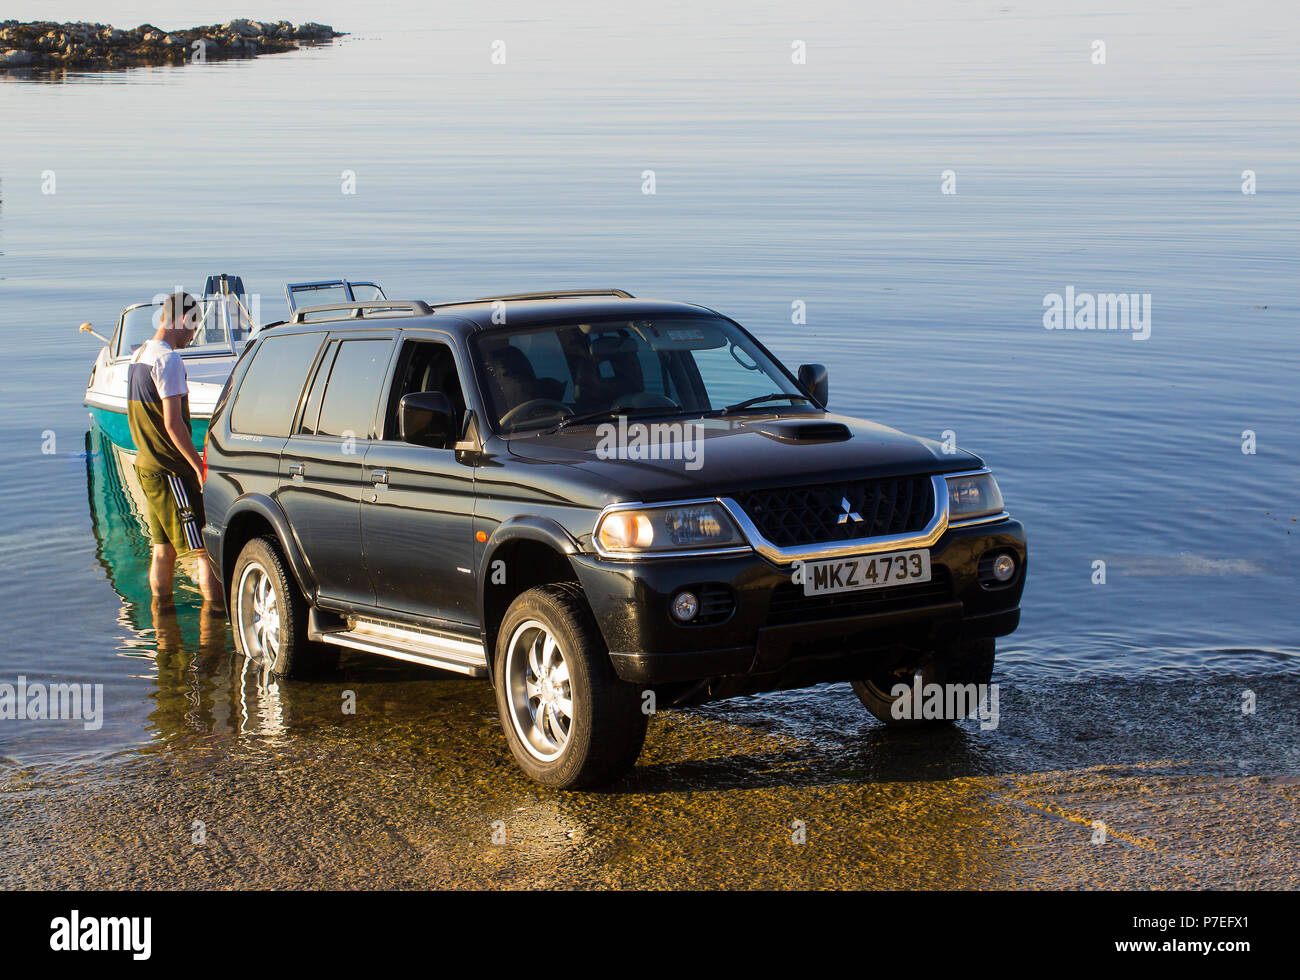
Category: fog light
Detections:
[
  {"x1": 671, "y1": 591, "x2": 699, "y2": 622},
  {"x1": 991, "y1": 553, "x2": 1016, "y2": 582}
]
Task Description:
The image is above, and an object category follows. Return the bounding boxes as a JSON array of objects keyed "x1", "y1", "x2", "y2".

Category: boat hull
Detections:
[{"x1": 86, "y1": 403, "x2": 210, "y2": 452}]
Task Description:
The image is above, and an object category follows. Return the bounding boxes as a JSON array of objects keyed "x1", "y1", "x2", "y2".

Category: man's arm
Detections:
[{"x1": 162, "y1": 394, "x2": 204, "y2": 482}]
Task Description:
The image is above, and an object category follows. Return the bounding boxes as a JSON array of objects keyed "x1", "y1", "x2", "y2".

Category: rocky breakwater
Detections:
[{"x1": 0, "y1": 19, "x2": 342, "y2": 70}]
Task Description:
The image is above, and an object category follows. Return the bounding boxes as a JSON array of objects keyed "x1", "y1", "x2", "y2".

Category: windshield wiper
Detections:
[
  {"x1": 550, "y1": 406, "x2": 677, "y2": 433},
  {"x1": 721, "y1": 393, "x2": 810, "y2": 414},
  {"x1": 553, "y1": 409, "x2": 620, "y2": 431}
]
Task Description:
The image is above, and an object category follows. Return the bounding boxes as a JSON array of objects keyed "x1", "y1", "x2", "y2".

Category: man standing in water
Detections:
[{"x1": 127, "y1": 290, "x2": 222, "y2": 606}]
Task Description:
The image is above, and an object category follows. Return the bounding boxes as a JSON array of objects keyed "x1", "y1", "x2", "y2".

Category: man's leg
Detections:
[
  {"x1": 195, "y1": 551, "x2": 225, "y2": 609},
  {"x1": 150, "y1": 543, "x2": 177, "y2": 597},
  {"x1": 138, "y1": 468, "x2": 179, "y2": 597},
  {"x1": 171, "y1": 469, "x2": 224, "y2": 609}
]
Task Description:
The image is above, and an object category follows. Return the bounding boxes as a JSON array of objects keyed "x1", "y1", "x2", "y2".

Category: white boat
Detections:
[{"x1": 83, "y1": 276, "x2": 384, "y2": 451}]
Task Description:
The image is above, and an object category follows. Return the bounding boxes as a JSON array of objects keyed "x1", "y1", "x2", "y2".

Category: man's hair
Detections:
[{"x1": 160, "y1": 290, "x2": 201, "y2": 332}]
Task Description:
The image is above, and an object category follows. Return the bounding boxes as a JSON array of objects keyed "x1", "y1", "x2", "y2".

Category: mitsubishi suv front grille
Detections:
[{"x1": 732, "y1": 474, "x2": 935, "y2": 547}]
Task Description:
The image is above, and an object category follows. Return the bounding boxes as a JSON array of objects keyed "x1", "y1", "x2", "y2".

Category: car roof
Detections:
[{"x1": 265, "y1": 294, "x2": 724, "y2": 340}]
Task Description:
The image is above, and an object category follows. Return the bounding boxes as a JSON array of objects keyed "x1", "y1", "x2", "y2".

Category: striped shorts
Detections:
[{"x1": 136, "y1": 466, "x2": 206, "y2": 554}]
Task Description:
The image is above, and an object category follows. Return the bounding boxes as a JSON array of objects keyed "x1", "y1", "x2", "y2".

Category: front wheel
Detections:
[
  {"x1": 851, "y1": 637, "x2": 996, "y2": 726},
  {"x1": 494, "y1": 583, "x2": 648, "y2": 788},
  {"x1": 230, "y1": 536, "x2": 337, "y2": 677}
]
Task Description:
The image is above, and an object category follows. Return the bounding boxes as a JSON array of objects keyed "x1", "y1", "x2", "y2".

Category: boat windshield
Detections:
[
  {"x1": 113, "y1": 299, "x2": 236, "y2": 358},
  {"x1": 286, "y1": 279, "x2": 386, "y2": 313}
]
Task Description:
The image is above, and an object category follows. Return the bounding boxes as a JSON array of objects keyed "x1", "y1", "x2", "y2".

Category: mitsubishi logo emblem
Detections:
[{"x1": 837, "y1": 496, "x2": 862, "y2": 525}]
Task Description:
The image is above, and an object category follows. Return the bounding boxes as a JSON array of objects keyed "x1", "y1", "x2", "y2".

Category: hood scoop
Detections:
[{"x1": 748, "y1": 419, "x2": 853, "y2": 444}]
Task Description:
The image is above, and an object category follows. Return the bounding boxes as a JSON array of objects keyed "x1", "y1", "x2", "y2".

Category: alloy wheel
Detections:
[
  {"x1": 236, "y1": 561, "x2": 281, "y2": 668},
  {"x1": 505, "y1": 619, "x2": 574, "y2": 761}
]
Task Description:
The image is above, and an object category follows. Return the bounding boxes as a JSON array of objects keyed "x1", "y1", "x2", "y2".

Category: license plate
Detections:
[{"x1": 801, "y1": 549, "x2": 931, "y2": 596}]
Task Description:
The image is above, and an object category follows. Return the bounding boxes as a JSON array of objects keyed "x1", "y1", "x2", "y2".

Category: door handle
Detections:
[
  {"x1": 287, "y1": 462, "x2": 305, "y2": 477},
  {"x1": 370, "y1": 468, "x2": 389, "y2": 486}
]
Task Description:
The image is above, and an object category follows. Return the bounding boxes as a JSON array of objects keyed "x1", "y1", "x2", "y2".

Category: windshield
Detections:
[
  {"x1": 287, "y1": 283, "x2": 350, "y2": 311},
  {"x1": 471, "y1": 315, "x2": 806, "y2": 435},
  {"x1": 113, "y1": 300, "x2": 234, "y2": 358},
  {"x1": 286, "y1": 280, "x2": 387, "y2": 315}
]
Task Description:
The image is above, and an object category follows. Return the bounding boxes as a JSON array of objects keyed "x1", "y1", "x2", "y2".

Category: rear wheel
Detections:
[
  {"x1": 230, "y1": 536, "x2": 337, "y2": 677},
  {"x1": 851, "y1": 637, "x2": 996, "y2": 726},
  {"x1": 494, "y1": 583, "x2": 648, "y2": 788}
]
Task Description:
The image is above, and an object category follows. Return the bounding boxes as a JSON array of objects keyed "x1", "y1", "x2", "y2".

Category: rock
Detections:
[
  {"x1": 1, "y1": 18, "x2": 340, "y2": 70},
  {"x1": 296, "y1": 23, "x2": 335, "y2": 40},
  {"x1": 0, "y1": 48, "x2": 35, "y2": 67}
]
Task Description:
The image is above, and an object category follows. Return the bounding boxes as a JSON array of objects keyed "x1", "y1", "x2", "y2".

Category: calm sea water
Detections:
[{"x1": 1, "y1": 0, "x2": 1296, "y2": 765}]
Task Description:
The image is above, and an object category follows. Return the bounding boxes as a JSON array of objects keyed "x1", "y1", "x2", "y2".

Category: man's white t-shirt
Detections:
[
  {"x1": 127, "y1": 338, "x2": 193, "y2": 473},
  {"x1": 130, "y1": 339, "x2": 189, "y2": 399}
]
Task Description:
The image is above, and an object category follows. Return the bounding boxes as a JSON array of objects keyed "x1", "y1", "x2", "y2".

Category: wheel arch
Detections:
[
  {"x1": 219, "y1": 495, "x2": 317, "y2": 606},
  {"x1": 479, "y1": 518, "x2": 585, "y2": 684}
]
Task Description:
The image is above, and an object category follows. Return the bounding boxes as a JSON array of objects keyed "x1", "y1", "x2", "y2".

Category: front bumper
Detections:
[{"x1": 570, "y1": 518, "x2": 1026, "y2": 690}]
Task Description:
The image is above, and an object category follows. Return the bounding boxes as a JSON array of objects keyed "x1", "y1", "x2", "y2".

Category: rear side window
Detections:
[
  {"x1": 230, "y1": 333, "x2": 324, "y2": 437},
  {"x1": 315, "y1": 339, "x2": 395, "y2": 439},
  {"x1": 297, "y1": 341, "x2": 338, "y2": 435}
]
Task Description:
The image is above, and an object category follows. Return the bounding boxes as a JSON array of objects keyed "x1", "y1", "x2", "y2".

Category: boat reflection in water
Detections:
[{"x1": 86, "y1": 423, "x2": 288, "y2": 743}]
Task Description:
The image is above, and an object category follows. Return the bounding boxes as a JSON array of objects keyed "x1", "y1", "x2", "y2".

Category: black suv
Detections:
[{"x1": 203, "y1": 290, "x2": 1026, "y2": 787}]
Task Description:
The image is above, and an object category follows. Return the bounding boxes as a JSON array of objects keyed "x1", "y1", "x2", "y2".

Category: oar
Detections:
[{"x1": 79, "y1": 322, "x2": 111, "y2": 344}]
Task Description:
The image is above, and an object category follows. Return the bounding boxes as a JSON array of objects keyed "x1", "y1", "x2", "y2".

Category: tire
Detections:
[
  {"x1": 851, "y1": 637, "x2": 996, "y2": 727},
  {"x1": 494, "y1": 583, "x2": 648, "y2": 789},
  {"x1": 230, "y1": 536, "x2": 338, "y2": 678}
]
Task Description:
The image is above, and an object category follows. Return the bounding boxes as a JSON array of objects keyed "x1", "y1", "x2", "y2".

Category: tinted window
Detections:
[
  {"x1": 382, "y1": 340, "x2": 466, "y2": 440},
  {"x1": 316, "y1": 339, "x2": 394, "y2": 439},
  {"x1": 297, "y1": 342, "x2": 338, "y2": 435},
  {"x1": 230, "y1": 333, "x2": 324, "y2": 437}
]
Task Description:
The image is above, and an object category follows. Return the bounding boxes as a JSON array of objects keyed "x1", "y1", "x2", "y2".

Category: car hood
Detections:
[{"x1": 503, "y1": 412, "x2": 982, "y2": 502}]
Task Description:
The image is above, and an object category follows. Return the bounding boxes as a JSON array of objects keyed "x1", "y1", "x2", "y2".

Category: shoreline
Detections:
[
  {"x1": 0, "y1": 19, "x2": 343, "y2": 71},
  {"x1": 3, "y1": 673, "x2": 1297, "y2": 888}
]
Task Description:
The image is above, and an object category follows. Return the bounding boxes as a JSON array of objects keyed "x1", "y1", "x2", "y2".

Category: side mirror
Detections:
[
  {"x1": 798, "y1": 363, "x2": 828, "y2": 408},
  {"x1": 399, "y1": 391, "x2": 455, "y2": 448}
]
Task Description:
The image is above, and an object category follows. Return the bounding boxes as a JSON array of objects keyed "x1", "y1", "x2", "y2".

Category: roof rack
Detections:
[
  {"x1": 470, "y1": 288, "x2": 635, "y2": 303},
  {"x1": 289, "y1": 300, "x2": 433, "y2": 325}
]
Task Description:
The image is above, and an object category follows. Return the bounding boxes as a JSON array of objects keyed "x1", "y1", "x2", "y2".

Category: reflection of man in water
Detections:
[
  {"x1": 126, "y1": 291, "x2": 222, "y2": 606},
  {"x1": 150, "y1": 596, "x2": 231, "y2": 735}
]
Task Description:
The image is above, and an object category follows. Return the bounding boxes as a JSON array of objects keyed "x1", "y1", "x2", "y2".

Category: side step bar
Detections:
[{"x1": 311, "y1": 615, "x2": 489, "y2": 678}]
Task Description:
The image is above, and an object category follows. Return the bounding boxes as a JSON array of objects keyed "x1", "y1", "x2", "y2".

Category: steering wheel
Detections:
[
  {"x1": 611, "y1": 392, "x2": 681, "y2": 412},
  {"x1": 499, "y1": 398, "x2": 570, "y2": 428}
]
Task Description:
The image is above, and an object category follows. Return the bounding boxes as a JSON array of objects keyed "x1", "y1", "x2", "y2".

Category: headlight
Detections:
[
  {"x1": 946, "y1": 472, "x2": 1005, "y2": 521},
  {"x1": 596, "y1": 501, "x2": 747, "y2": 555}
]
